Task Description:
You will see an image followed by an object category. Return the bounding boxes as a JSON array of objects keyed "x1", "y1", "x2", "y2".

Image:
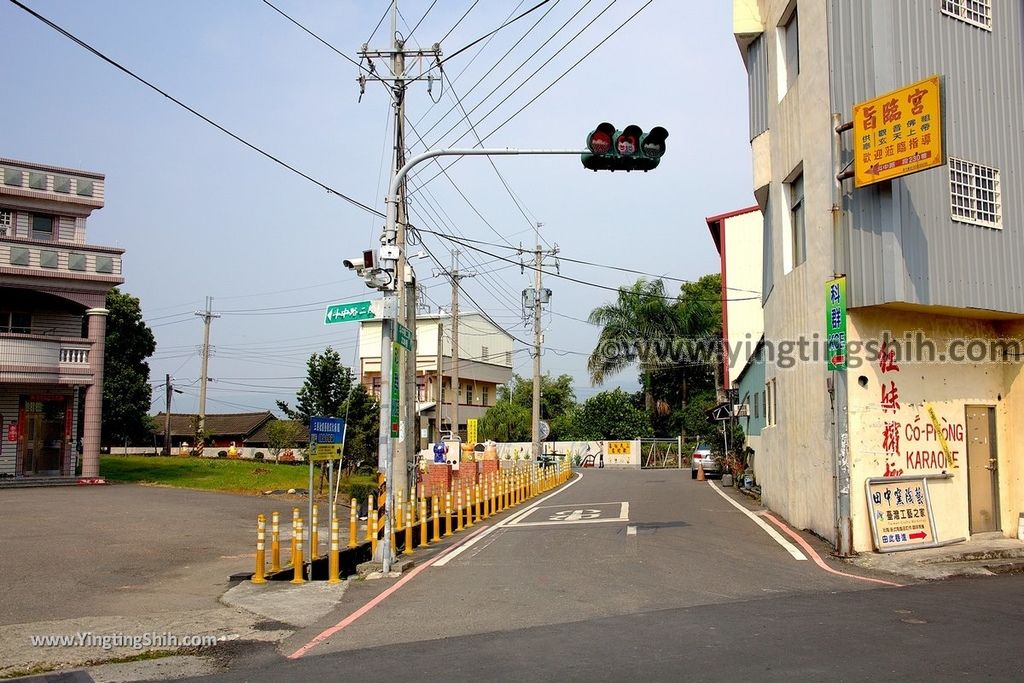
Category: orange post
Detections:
[
  {"x1": 290, "y1": 519, "x2": 305, "y2": 584},
  {"x1": 444, "y1": 492, "x2": 453, "y2": 537},
  {"x1": 456, "y1": 489, "x2": 465, "y2": 531},
  {"x1": 349, "y1": 499, "x2": 358, "y2": 549},
  {"x1": 419, "y1": 497, "x2": 428, "y2": 547},
  {"x1": 252, "y1": 514, "x2": 267, "y2": 584},
  {"x1": 432, "y1": 495, "x2": 441, "y2": 542},
  {"x1": 366, "y1": 495, "x2": 375, "y2": 543},
  {"x1": 270, "y1": 511, "x2": 281, "y2": 573}
]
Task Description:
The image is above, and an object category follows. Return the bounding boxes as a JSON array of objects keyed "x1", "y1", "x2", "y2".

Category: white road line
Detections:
[
  {"x1": 506, "y1": 517, "x2": 626, "y2": 527},
  {"x1": 626, "y1": 525, "x2": 637, "y2": 536},
  {"x1": 705, "y1": 480, "x2": 807, "y2": 561},
  {"x1": 433, "y1": 472, "x2": 584, "y2": 567}
]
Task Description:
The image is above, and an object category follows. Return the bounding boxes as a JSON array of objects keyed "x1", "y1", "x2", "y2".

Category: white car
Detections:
[{"x1": 690, "y1": 444, "x2": 720, "y2": 479}]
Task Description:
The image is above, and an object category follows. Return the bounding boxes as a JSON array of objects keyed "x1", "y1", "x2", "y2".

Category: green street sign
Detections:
[
  {"x1": 390, "y1": 342, "x2": 400, "y2": 437},
  {"x1": 324, "y1": 300, "x2": 375, "y2": 325},
  {"x1": 826, "y1": 277, "x2": 847, "y2": 371},
  {"x1": 396, "y1": 323, "x2": 413, "y2": 351}
]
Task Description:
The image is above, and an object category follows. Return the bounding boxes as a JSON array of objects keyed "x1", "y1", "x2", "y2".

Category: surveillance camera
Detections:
[{"x1": 343, "y1": 256, "x2": 367, "y2": 270}]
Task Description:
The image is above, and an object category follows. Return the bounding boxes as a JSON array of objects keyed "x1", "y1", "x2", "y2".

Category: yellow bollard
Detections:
[
  {"x1": 444, "y1": 492, "x2": 453, "y2": 537},
  {"x1": 474, "y1": 484, "x2": 482, "y2": 522},
  {"x1": 404, "y1": 504, "x2": 414, "y2": 555},
  {"x1": 465, "y1": 486, "x2": 475, "y2": 528},
  {"x1": 328, "y1": 516, "x2": 341, "y2": 584},
  {"x1": 270, "y1": 511, "x2": 281, "y2": 573},
  {"x1": 501, "y1": 476, "x2": 508, "y2": 510},
  {"x1": 290, "y1": 507, "x2": 300, "y2": 564},
  {"x1": 349, "y1": 500, "x2": 358, "y2": 549},
  {"x1": 419, "y1": 497, "x2": 428, "y2": 547},
  {"x1": 411, "y1": 485, "x2": 418, "y2": 522},
  {"x1": 311, "y1": 505, "x2": 319, "y2": 559},
  {"x1": 396, "y1": 490, "x2": 405, "y2": 532},
  {"x1": 432, "y1": 495, "x2": 441, "y2": 542},
  {"x1": 456, "y1": 489, "x2": 464, "y2": 531},
  {"x1": 291, "y1": 519, "x2": 305, "y2": 584},
  {"x1": 253, "y1": 514, "x2": 267, "y2": 584},
  {"x1": 482, "y1": 481, "x2": 490, "y2": 519}
]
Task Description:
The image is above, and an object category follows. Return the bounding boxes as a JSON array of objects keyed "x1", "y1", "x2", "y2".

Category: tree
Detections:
[
  {"x1": 478, "y1": 400, "x2": 532, "y2": 442},
  {"x1": 276, "y1": 347, "x2": 351, "y2": 423},
  {"x1": 560, "y1": 389, "x2": 653, "y2": 441},
  {"x1": 102, "y1": 288, "x2": 156, "y2": 446},
  {"x1": 265, "y1": 420, "x2": 302, "y2": 463},
  {"x1": 277, "y1": 347, "x2": 378, "y2": 473},
  {"x1": 491, "y1": 373, "x2": 577, "y2": 441}
]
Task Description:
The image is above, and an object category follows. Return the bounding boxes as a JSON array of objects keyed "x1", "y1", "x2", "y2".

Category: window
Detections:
[
  {"x1": 505, "y1": 350, "x2": 512, "y2": 365},
  {"x1": 949, "y1": 158, "x2": 1001, "y2": 229},
  {"x1": 0, "y1": 209, "x2": 11, "y2": 237},
  {"x1": 778, "y1": 4, "x2": 799, "y2": 97},
  {"x1": 1, "y1": 312, "x2": 32, "y2": 334},
  {"x1": 466, "y1": 385, "x2": 473, "y2": 405},
  {"x1": 3, "y1": 168, "x2": 22, "y2": 187},
  {"x1": 754, "y1": 392, "x2": 760, "y2": 419},
  {"x1": 371, "y1": 377, "x2": 382, "y2": 400},
  {"x1": 28, "y1": 172, "x2": 47, "y2": 190},
  {"x1": 482, "y1": 386, "x2": 489, "y2": 407},
  {"x1": 416, "y1": 376, "x2": 426, "y2": 402},
  {"x1": 942, "y1": 0, "x2": 992, "y2": 31},
  {"x1": 747, "y1": 34, "x2": 769, "y2": 139},
  {"x1": 481, "y1": 346, "x2": 489, "y2": 362},
  {"x1": 54, "y1": 175, "x2": 71, "y2": 193},
  {"x1": 789, "y1": 172, "x2": 806, "y2": 268},
  {"x1": 765, "y1": 380, "x2": 778, "y2": 426},
  {"x1": 76, "y1": 179, "x2": 94, "y2": 197},
  {"x1": 31, "y1": 214, "x2": 54, "y2": 242},
  {"x1": 762, "y1": 192, "x2": 774, "y2": 303}
]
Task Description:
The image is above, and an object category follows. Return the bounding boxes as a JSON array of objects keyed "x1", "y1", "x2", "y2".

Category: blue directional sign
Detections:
[{"x1": 309, "y1": 416, "x2": 345, "y2": 444}]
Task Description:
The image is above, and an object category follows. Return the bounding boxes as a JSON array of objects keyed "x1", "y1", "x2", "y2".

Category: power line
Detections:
[
  {"x1": 405, "y1": 0, "x2": 439, "y2": 43},
  {"x1": 366, "y1": 2, "x2": 391, "y2": 45},
  {"x1": 437, "y1": 0, "x2": 480, "y2": 45},
  {"x1": 8, "y1": 0, "x2": 384, "y2": 218},
  {"x1": 438, "y1": 0, "x2": 558, "y2": 66},
  {"x1": 261, "y1": 0, "x2": 369, "y2": 73}
]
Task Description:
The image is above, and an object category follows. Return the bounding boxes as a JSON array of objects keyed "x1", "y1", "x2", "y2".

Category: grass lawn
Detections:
[{"x1": 100, "y1": 455, "x2": 317, "y2": 495}]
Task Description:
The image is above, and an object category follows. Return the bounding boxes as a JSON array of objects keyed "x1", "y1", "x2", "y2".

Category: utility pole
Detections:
[
  {"x1": 358, "y1": 1, "x2": 442, "y2": 571},
  {"x1": 195, "y1": 296, "x2": 219, "y2": 445},
  {"x1": 163, "y1": 374, "x2": 172, "y2": 456},
  {"x1": 521, "y1": 225, "x2": 558, "y2": 460},
  {"x1": 442, "y1": 250, "x2": 476, "y2": 441},
  {"x1": 436, "y1": 316, "x2": 444, "y2": 441}
]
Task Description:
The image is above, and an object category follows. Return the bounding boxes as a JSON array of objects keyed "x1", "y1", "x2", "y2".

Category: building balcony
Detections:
[
  {"x1": 0, "y1": 158, "x2": 104, "y2": 209},
  {"x1": 0, "y1": 236, "x2": 123, "y2": 285},
  {"x1": 0, "y1": 334, "x2": 95, "y2": 385}
]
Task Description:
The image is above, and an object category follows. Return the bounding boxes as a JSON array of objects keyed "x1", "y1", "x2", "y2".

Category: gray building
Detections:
[{"x1": 733, "y1": 0, "x2": 1023, "y2": 552}]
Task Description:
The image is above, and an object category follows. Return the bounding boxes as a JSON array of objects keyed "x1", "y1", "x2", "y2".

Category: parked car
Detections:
[{"x1": 690, "y1": 444, "x2": 720, "y2": 479}]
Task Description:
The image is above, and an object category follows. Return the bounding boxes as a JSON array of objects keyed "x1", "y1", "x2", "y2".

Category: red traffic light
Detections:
[
  {"x1": 587, "y1": 122, "x2": 615, "y2": 154},
  {"x1": 616, "y1": 125, "x2": 643, "y2": 156}
]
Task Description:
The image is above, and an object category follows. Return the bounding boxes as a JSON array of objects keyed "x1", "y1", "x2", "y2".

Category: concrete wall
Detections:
[
  {"x1": 494, "y1": 440, "x2": 641, "y2": 468},
  {"x1": 723, "y1": 210, "x2": 765, "y2": 383}
]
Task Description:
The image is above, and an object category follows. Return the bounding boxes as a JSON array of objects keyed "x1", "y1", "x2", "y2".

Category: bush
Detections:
[
  {"x1": 343, "y1": 476, "x2": 378, "y2": 505},
  {"x1": 217, "y1": 450, "x2": 228, "y2": 458},
  {"x1": 254, "y1": 452, "x2": 265, "y2": 461}
]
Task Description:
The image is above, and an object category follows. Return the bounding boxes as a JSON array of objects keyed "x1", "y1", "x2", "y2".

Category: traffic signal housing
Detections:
[{"x1": 582, "y1": 123, "x2": 668, "y2": 172}]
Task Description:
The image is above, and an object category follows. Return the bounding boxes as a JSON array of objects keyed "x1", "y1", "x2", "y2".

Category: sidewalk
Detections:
[{"x1": 845, "y1": 535, "x2": 1024, "y2": 581}]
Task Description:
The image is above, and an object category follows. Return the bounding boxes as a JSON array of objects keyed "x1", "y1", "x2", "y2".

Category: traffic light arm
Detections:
[{"x1": 377, "y1": 145, "x2": 584, "y2": 573}]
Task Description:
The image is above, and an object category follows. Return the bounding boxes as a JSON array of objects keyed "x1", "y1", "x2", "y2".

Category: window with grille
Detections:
[
  {"x1": 949, "y1": 158, "x2": 1001, "y2": 229},
  {"x1": 482, "y1": 386, "x2": 489, "y2": 407},
  {"x1": 466, "y1": 385, "x2": 473, "y2": 405},
  {"x1": 789, "y1": 172, "x2": 806, "y2": 268},
  {"x1": 481, "y1": 346, "x2": 489, "y2": 362},
  {"x1": 941, "y1": 0, "x2": 992, "y2": 31},
  {"x1": 0, "y1": 209, "x2": 11, "y2": 236},
  {"x1": 505, "y1": 350, "x2": 512, "y2": 365}
]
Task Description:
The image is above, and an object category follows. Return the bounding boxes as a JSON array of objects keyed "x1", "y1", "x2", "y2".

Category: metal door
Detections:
[
  {"x1": 22, "y1": 399, "x2": 65, "y2": 475},
  {"x1": 965, "y1": 406, "x2": 1000, "y2": 534}
]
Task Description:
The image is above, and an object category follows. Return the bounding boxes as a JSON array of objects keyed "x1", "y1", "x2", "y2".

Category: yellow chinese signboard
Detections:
[
  {"x1": 865, "y1": 477, "x2": 938, "y2": 552},
  {"x1": 466, "y1": 418, "x2": 478, "y2": 445},
  {"x1": 311, "y1": 442, "x2": 342, "y2": 462},
  {"x1": 853, "y1": 75, "x2": 943, "y2": 188},
  {"x1": 607, "y1": 441, "x2": 631, "y2": 455}
]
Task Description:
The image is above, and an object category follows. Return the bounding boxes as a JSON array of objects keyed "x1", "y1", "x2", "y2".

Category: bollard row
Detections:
[{"x1": 252, "y1": 460, "x2": 572, "y2": 583}]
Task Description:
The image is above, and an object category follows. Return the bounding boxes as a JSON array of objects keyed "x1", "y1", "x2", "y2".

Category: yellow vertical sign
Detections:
[
  {"x1": 466, "y1": 418, "x2": 478, "y2": 445},
  {"x1": 853, "y1": 75, "x2": 943, "y2": 188}
]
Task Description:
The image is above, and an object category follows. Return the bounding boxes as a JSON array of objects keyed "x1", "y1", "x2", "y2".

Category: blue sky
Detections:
[{"x1": 1, "y1": 0, "x2": 753, "y2": 414}]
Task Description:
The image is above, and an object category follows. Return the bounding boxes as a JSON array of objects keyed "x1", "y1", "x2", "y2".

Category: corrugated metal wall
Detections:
[
  {"x1": 748, "y1": 34, "x2": 770, "y2": 140},
  {"x1": 830, "y1": 0, "x2": 1024, "y2": 313}
]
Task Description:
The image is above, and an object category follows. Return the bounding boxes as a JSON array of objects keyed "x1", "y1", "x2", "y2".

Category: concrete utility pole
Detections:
[
  {"x1": 445, "y1": 250, "x2": 476, "y2": 441},
  {"x1": 358, "y1": 1, "x2": 442, "y2": 571},
  {"x1": 436, "y1": 317, "x2": 444, "y2": 440},
  {"x1": 522, "y1": 226, "x2": 558, "y2": 460},
  {"x1": 195, "y1": 296, "x2": 219, "y2": 443},
  {"x1": 832, "y1": 112, "x2": 853, "y2": 557},
  {"x1": 163, "y1": 374, "x2": 172, "y2": 456}
]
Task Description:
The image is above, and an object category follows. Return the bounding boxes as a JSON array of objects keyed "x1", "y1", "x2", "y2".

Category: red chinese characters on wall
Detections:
[{"x1": 879, "y1": 341, "x2": 904, "y2": 477}]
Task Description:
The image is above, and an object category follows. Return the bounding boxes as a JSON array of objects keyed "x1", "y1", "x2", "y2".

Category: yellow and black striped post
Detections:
[
  {"x1": 270, "y1": 511, "x2": 281, "y2": 573},
  {"x1": 253, "y1": 514, "x2": 267, "y2": 584},
  {"x1": 328, "y1": 515, "x2": 341, "y2": 584},
  {"x1": 291, "y1": 519, "x2": 305, "y2": 584},
  {"x1": 349, "y1": 499, "x2": 358, "y2": 549}
]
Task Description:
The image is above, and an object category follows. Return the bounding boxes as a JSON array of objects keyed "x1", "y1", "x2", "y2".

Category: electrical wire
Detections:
[
  {"x1": 261, "y1": 0, "x2": 370, "y2": 73},
  {"x1": 405, "y1": 0, "x2": 439, "y2": 43},
  {"x1": 437, "y1": 0, "x2": 558, "y2": 66},
  {"x1": 437, "y1": 0, "x2": 480, "y2": 45},
  {"x1": 7, "y1": 0, "x2": 385, "y2": 219}
]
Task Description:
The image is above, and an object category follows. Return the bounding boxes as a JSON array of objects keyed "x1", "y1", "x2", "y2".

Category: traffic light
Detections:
[{"x1": 582, "y1": 122, "x2": 669, "y2": 172}]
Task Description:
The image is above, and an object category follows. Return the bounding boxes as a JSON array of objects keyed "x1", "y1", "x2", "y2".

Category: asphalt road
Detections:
[{"x1": 180, "y1": 468, "x2": 1023, "y2": 682}]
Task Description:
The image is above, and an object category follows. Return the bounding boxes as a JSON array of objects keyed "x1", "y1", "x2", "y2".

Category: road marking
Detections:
[
  {"x1": 433, "y1": 472, "x2": 584, "y2": 566},
  {"x1": 704, "y1": 481, "x2": 807, "y2": 561},
  {"x1": 761, "y1": 512, "x2": 904, "y2": 587},
  {"x1": 286, "y1": 522, "x2": 494, "y2": 659},
  {"x1": 507, "y1": 501, "x2": 629, "y2": 528},
  {"x1": 626, "y1": 525, "x2": 637, "y2": 536}
]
